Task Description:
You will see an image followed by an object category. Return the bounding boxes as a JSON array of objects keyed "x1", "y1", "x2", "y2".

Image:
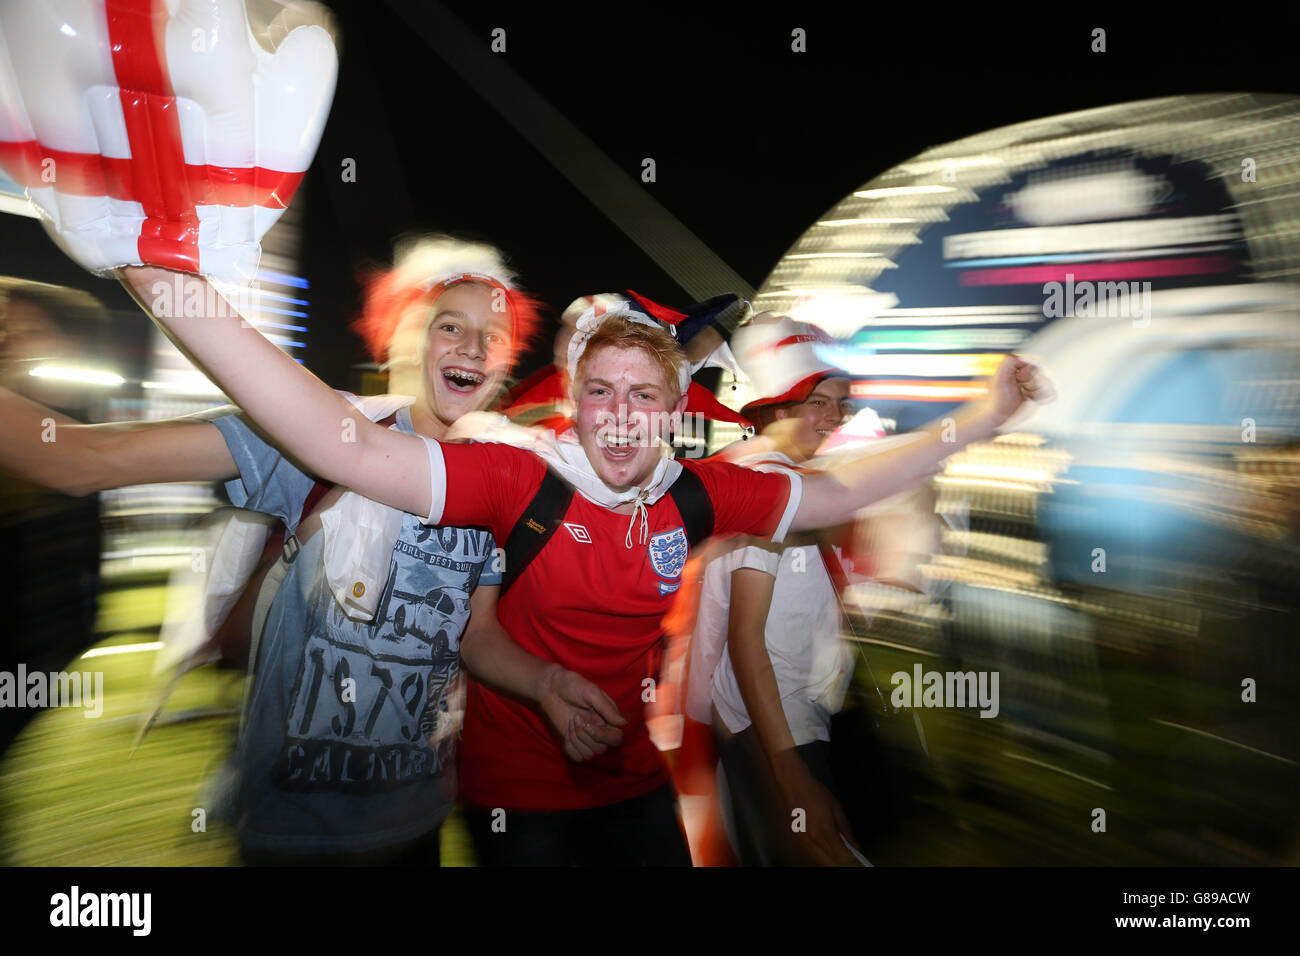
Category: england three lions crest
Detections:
[{"x1": 649, "y1": 526, "x2": 688, "y2": 594}]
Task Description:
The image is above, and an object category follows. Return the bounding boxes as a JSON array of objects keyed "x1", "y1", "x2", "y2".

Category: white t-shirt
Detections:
[{"x1": 687, "y1": 456, "x2": 854, "y2": 745}]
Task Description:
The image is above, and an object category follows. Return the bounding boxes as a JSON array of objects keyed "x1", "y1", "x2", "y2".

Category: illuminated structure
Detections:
[
  {"x1": 713, "y1": 93, "x2": 1300, "y2": 446},
  {"x1": 718, "y1": 94, "x2": 1300, "y2": 865}
]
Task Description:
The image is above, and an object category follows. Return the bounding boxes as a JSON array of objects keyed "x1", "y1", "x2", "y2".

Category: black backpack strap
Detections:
[
  {"x1": 501, "y1": 467, "x2": 576, "y2": 594},
  {"x1": 667, "y1": 464, "x2": 714, "y2": 547}
]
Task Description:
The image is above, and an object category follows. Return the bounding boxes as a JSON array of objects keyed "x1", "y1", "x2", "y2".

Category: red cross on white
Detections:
[{"x1": 0, "y1": 0, "x2": 336, "y2": 283}]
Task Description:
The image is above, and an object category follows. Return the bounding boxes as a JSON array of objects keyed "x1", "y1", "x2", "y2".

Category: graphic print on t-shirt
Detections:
[{"x1": 274, "y1": 520, "x2": 495, "y2": 794}]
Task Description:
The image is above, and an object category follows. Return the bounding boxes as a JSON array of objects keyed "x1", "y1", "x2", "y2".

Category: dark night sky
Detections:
[{"x1": 2, "y1": 3, "x2": 1297, "y2": 387}]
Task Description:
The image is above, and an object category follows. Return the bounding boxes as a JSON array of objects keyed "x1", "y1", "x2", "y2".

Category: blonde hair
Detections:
[{"x1": 573, "y1": 314, "x2": 688, "y2": 400}]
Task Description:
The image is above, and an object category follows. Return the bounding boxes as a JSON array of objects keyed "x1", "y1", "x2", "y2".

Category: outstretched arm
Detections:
[
  {"x1": 119, "y1": 266, "x2": 434, "y2": 520},
  {"x1": 0, "y1": 385, "x2": 237, "y2": 496},
  {"x1": 792, "y1": 356, "x2": 1048, "y2": 531},
  {"x1": 459, "y1": 585, "x2": 626, "y2": 761}
]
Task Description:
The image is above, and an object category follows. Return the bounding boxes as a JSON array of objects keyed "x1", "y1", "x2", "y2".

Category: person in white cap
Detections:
[
  {"x1": 688, "y1": 312, "x2": 863, "y2": 866},
  {"x1": 0, "y1": 236, "x2": 624, "y2": 865}
]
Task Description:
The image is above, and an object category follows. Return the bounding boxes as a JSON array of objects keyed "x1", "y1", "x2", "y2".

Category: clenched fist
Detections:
[{"x1": 983, "y1": 354, "x2": 1055, "y2": 427}]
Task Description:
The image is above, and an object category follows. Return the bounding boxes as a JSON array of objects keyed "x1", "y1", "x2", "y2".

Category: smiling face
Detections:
[
  {"x1": 418, "y1": 281, "x2": 513, "y2": 427},
  {"x1": 773, "y1": 376, "x2": 853, "y2": 461},
  {"x1": 575, "y1": 343, "x2": 688, "y2": 493}
]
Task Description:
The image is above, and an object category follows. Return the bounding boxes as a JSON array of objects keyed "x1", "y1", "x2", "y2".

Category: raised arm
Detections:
[
  {"x1": 118, "y1": 266, "x2": 433, "y2": 520},
  {"x1": 0, "y1": 385, "x2": 237, "y2": 496},
  {"x1": 792, "y1": 356, "x2": 1047, "y2": 531}
]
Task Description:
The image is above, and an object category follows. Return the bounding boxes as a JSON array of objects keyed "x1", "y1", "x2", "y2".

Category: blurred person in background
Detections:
[
  {"x1": 688, "y1": 313, "x2": 863, "y2": 865},
  {"x1": 0, "y1": 238, "x2": 625, "y2": 865},
  {"x1": 0, "y1": 278, "x2": 109, "y2": 859}
]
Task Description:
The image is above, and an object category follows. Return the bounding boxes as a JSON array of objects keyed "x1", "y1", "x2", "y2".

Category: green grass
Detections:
[{"x1": 0, "y1": 584, "x2": 477, "y2": 867}]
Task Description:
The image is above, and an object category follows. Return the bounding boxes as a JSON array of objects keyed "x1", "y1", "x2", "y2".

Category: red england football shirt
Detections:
[{"x1": 432, "y1": 440, "x2": 800, "y2": 811}]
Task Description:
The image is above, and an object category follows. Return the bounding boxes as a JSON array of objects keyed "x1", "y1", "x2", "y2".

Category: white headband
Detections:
[
  {"x1": 566, "y1": 301, "x2": 691, "y2": 395},
  {"x1": 418, "y1": 269, "x2": 514, "y2": 296}
]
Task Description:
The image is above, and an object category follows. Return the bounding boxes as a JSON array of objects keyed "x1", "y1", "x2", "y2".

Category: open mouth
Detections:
[
  {"x1": 442, "y1": 366, "x2": 486, "y2": 393},
  {"x1": 598, "y1": 432, "x2": 641, "y2": 460}
]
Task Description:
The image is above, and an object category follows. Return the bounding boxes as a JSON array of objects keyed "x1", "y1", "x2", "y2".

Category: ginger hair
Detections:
[{"x1": 573, "y1": 314, "x2": 687, "y2": 401}]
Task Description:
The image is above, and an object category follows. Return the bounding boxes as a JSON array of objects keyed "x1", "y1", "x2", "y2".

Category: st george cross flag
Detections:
[{"x1": 0, "y1": 0, "x2": 337, "y2": 284}]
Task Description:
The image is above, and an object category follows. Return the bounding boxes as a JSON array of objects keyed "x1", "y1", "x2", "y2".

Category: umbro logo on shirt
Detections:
[{"x1": 564, "y1": 522, "x2": 591, "y2": 543}]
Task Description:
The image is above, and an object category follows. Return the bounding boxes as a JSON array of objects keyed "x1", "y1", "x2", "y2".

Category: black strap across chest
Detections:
[
  {"x1": 500, "y1": 463, "x2": 715, "y2": 594},
  {"x1": 500, "y1": 468, "x2": 575, "y2": 594}
]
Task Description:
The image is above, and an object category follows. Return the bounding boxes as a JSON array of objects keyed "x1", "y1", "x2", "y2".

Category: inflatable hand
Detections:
[{"x1": 0, "y1": 0, "x2": 337, "y2": 283}]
